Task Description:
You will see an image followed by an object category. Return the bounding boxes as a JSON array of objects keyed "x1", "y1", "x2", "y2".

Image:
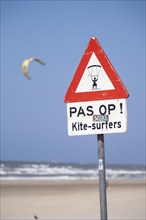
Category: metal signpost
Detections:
[
  {"x1": 97, "y1": 134, "x2": 107, "y2": 220},
  {"x1": 64, "y1": 37, "x2": 129, "y2": 220}
]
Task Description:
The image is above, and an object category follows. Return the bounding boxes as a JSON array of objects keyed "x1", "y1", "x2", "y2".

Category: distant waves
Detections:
[{"x1": 0, "y1": 161, "x2": 145, "y2": 180}]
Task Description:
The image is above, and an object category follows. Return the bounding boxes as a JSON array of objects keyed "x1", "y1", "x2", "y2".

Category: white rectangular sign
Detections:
[{"x1": 67, "y1": 99, "x2": 127, "y2": 136}]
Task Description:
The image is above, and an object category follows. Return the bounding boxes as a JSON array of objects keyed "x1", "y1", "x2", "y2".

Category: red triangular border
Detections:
[{"x1": 64, "y1": 37, "x2": 129, "y2": 103}]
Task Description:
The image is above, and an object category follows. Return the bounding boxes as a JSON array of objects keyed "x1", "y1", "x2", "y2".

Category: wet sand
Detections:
[{"x1": 1, "y1": 179, "x2": 145, "y2": 219}]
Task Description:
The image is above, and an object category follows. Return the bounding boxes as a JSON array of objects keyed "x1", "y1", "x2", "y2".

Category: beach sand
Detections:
[{"x1": 1, "y1": 179, "x2": 145, "y2": 220}]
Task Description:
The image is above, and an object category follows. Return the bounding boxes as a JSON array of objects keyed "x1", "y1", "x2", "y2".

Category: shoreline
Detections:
[{"x1": 1, "y1": 178, "x2": 145, "y2": 188}]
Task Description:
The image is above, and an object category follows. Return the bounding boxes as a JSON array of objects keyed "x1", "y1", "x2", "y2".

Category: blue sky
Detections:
[{"x1": 1, "y1": 1, "x2": 145, "y2": 164}]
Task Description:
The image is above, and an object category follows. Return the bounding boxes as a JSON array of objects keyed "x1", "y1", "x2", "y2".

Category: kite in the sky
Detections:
[{"x1": 21, "y1": 57, "x2": 45, "y2": 79}]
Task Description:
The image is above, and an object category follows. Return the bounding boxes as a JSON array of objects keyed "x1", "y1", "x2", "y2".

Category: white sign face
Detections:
[
  {"x1": 67, "y1": 99, "x2": 127, "y2": 136},
  {"x1": 75, "y1": 53, "x2": 115, "y2": 93}
]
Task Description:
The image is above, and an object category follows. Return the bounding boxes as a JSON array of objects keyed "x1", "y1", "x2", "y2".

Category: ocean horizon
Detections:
[{"x1": 0, "y1": 160, "x2": 145, "y2": 181}]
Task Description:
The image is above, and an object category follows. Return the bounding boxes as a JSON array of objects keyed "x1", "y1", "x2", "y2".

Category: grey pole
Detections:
[{"x1": 97, "y1": 134, "x2": 108, "y2": 220}]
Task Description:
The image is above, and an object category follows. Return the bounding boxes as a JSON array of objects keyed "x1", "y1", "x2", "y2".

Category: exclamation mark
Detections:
[{"x1": 120, "y1": 103, "x2": 123, "y2": 114}]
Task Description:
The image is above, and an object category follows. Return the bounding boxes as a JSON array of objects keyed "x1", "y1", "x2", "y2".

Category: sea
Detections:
[{"x1": 0, "y1": 161, "x2": 145, "y2": 181}]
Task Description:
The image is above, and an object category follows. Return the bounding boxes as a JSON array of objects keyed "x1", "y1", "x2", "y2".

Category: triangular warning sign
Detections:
[{"x1": 64, "y1": 37, "x2": 129, "y2": 103}]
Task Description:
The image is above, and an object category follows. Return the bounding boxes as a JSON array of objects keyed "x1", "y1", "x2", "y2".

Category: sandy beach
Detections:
[{"x1": 1, "y1": 179, "x2": 145, "y2": 220}]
